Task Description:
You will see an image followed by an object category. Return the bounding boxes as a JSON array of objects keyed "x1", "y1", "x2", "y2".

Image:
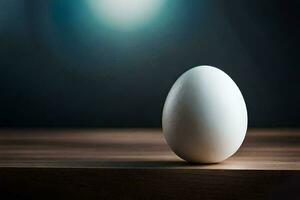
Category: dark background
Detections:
[{"x1": 0, "y1": 0, "x2": 299, "y2": 127}]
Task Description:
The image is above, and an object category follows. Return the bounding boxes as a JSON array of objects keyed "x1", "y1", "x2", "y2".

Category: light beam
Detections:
[{"x1": 87, "y1": 0, "x2": 165, "y2": 31}]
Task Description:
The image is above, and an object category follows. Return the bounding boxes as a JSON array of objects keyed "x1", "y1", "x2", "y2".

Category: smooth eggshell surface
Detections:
[{"x1": 162, "y1": 66, "x2": 247, "y2": 163}]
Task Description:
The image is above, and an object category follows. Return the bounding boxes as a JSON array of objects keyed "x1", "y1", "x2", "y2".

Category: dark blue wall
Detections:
[{"x1": 0, "y1": 0, "x2": 299, "y2": 127}]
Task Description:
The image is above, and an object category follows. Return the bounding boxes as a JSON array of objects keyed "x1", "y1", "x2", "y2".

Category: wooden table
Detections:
[{"x1": 0, "y1": 129, "x2": 299, "y2": 199}]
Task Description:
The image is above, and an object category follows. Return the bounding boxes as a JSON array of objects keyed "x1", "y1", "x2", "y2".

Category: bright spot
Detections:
[{"x1": 87, "y1": 0, "x2": 165, "y2": 30}]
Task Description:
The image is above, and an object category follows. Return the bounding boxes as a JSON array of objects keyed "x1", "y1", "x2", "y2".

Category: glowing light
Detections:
[{"x1": 87, "y1": 0, "x2": 165, "y2": 30}]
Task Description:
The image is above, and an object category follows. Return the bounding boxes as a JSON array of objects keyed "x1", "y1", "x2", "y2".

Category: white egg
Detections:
[{"x1": 162, "y1": 66, "x2": 248, "y2": 163}]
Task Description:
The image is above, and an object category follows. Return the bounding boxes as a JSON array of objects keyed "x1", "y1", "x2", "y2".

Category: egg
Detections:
[{"x1": 162, "y1": 66, "x2": 248, "y2": 163}]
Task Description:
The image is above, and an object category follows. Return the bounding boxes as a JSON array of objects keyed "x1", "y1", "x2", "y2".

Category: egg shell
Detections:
[{"x1": 162, "y1": 66, "x2": 248, "y2": 163}]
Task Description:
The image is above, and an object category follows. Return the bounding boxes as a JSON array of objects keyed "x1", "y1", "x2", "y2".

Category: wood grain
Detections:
[
  {"x1": 0, "y1": 129, "x2": 299, "y2": 199},
  {"x1": 0, "y1": 128, "x2": 299, "y2": 169}
]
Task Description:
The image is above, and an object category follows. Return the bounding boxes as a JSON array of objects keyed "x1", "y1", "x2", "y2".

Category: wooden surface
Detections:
[
  {"x1": 0, "y1": 129, "x2": 300, "y2": 199},
  {"x1": 0, "y1": 128, "x2": 299, "y2": 169}
]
